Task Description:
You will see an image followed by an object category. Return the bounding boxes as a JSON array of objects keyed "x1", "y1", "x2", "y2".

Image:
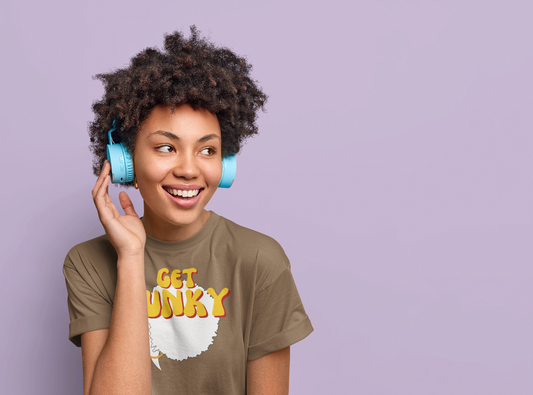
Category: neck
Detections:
[{"x1": 141, "y1": 204, "x2": 211, "y2": 242}]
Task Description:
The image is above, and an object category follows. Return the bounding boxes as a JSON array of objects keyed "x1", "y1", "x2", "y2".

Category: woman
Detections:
[{"x1": 63, "y1": 27, "x2": 313, "y2": 395}]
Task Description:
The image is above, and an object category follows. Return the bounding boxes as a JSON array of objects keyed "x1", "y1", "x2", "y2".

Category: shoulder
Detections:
[
  {"x1": 64, "y1": 234, "x2": 117, "y2": 273},
  {"x1": 215, "y1": 215, "x2": 287, "y2": 259},
  {"x1": 63, "y1": 234, "x2": 118, "y2": 304},
  {"x1": 214, "y1": 215, "x2": 291, "y2": 290}
]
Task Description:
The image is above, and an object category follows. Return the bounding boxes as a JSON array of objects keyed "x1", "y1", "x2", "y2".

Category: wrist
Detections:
[{"x1": 117, "y1": 253, "x2": 145, "y2": 267}]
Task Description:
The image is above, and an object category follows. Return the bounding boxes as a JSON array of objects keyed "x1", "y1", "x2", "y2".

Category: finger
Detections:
[
  {"x1": 94, "y1": 175, "x2": 120, "y2": 221},
  {"x1": 92, "y1": 161, "x2": 110, "y2": 198},
  {"x1": 92, "y1": 161, "x2": 109, "y2": 197},
  {"x1": 104, "y1": 181, "x2": 113, "y2": 206},
  {"x1": 94, "y1": 174, "x2": 111, "y2": 210},
  {"x1": 119, "y1": 191, "x2": 139, "y2": 217}
]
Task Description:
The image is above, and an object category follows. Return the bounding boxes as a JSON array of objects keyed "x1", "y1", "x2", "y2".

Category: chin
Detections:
[{"x1": 167, "y1": 211, "x2": 204, "y2": 227}]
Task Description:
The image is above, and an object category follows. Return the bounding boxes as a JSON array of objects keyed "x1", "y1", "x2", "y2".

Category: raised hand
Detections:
[{"x1": 92, "y1": 160, "x2": 146, "y2": 258}]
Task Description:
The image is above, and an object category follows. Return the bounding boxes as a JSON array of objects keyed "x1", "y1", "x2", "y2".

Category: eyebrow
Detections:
[
  {"x1": 197, "y1": 134, "x2": 221, "y2": 143},
  {"x1": 149, "y1": 130, "x2": 220, "y2": 143},
  {"x1": 149, "y1": 130, "x2": 179, "y2": 141}
]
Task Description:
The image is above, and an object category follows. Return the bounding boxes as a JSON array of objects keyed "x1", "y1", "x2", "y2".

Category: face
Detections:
[{"x1": 133, "y1": 104, "x2": 222, "y2": 241}]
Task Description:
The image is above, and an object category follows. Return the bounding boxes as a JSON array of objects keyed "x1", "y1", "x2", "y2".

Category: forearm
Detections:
[
  {"x1": 247, "y1": 347, "x2": 290, "y2": 395},
  {"x1": 90, "y1": 255, "x2": 151, "y2": 395}
]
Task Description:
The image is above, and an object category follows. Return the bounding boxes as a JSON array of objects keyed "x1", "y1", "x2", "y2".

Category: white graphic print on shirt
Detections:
[{"x1": 146, "y1": 267, "x2": 230, "y2": 369}]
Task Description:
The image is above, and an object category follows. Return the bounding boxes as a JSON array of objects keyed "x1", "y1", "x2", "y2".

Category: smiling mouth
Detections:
[{"x1": 163, "y1": 187, "x2": 203, "y2": 198}]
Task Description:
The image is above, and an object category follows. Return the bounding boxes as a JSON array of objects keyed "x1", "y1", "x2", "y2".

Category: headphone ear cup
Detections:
[
  {"x1": 106, "y1": 142, "x2": 135, "y2": 184},
  {"x1": 122, "y1": 145, "x2": 135, "y2": 183},
  {"x1": 219, "y1": 155, "x2": 237, "y2": 188}
]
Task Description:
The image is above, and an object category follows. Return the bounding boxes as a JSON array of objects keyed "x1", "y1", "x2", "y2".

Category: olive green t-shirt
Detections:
[{"x1": 63, "y1": 212, "x2": 313, "y2": 394}]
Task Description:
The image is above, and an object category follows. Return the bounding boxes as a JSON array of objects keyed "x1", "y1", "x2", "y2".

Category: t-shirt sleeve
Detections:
[
  {"x1": 247, "y1": 249, "x2": 313, "y2": 360},
  {"x1": 63, "y1": 245, "x2": 114, "y2": 347}
]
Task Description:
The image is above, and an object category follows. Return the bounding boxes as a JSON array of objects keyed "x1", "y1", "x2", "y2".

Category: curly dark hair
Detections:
[{"x1": 89, "y1": 26, "x2": 267, "y2": 186}]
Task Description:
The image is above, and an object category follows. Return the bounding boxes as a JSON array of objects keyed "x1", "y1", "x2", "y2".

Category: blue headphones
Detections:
[{"x1": 106, "y1": 120, "x2": 236, "y2": 188}]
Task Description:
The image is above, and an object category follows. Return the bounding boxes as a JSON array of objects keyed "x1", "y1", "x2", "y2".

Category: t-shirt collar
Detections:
[{"x1": 144, "y1": 211, "x2": 220, "y2": 251}]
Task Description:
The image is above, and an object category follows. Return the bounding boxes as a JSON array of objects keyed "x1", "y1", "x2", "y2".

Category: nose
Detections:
[{"x1": 172, "y1": 153, "x2": 200, "y2": 180}]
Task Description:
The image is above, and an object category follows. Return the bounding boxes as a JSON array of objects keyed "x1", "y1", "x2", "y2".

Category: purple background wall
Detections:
[{"x1": 1, "y1": 0, "x2": 532, "y2": 393}]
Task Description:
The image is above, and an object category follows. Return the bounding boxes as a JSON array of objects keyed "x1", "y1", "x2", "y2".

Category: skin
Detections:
[
  {"x1": 83, "y1": 104, "x2": 290, "y2": 395},
  {"x1": 135, "y1": 104, "x2": 222, "y2": 241}
]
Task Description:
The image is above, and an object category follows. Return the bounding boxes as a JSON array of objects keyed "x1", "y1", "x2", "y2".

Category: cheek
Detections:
[
  {"x1": 206, "y1": 162, "x2": 223, "y2": 186},
  {"x1": 134, "y1": 156, "x2": 170, "y2": 184}
]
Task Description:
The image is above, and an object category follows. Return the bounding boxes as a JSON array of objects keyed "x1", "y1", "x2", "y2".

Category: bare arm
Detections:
[
  {"x1": 81, "y1": 329, "x2": 107, "y2": 395},
  {"x1": 247, "y1": 347, "x2": 290, "y2": 395},
  {"x1": 81, "y1": 161, "x2": 151, "y2": 395}
]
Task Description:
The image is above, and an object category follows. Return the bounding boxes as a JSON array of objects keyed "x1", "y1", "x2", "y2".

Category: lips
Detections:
[
  {"x1": 162, "y1": 185, "x2": 205, "y2": 208},
  {"x1": 164, "y1": 187, "x2": 200, "y2": 197}
]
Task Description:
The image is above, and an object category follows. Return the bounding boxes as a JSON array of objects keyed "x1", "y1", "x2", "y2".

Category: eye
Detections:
[
  {"x1": 200, "y1": 147, "x2": 216, "y2": 156},
  {"x1": 156, "y1": 145, "x2": 174, "y2": 153}
]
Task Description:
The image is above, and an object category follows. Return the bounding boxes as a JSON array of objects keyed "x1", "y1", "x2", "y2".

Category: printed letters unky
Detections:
[{"x1": 146, "y1": 267, "x2": 230, "y2": 319}]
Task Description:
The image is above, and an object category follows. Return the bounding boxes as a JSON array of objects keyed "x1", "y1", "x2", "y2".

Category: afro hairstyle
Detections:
[{"x1": 88, "y1": 26, "x2": 268, "y2": 187}]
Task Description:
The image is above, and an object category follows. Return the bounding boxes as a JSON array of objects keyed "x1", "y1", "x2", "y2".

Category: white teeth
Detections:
[{"x1": 166, "y1": 188, "x2": 199, "y2": 197}]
